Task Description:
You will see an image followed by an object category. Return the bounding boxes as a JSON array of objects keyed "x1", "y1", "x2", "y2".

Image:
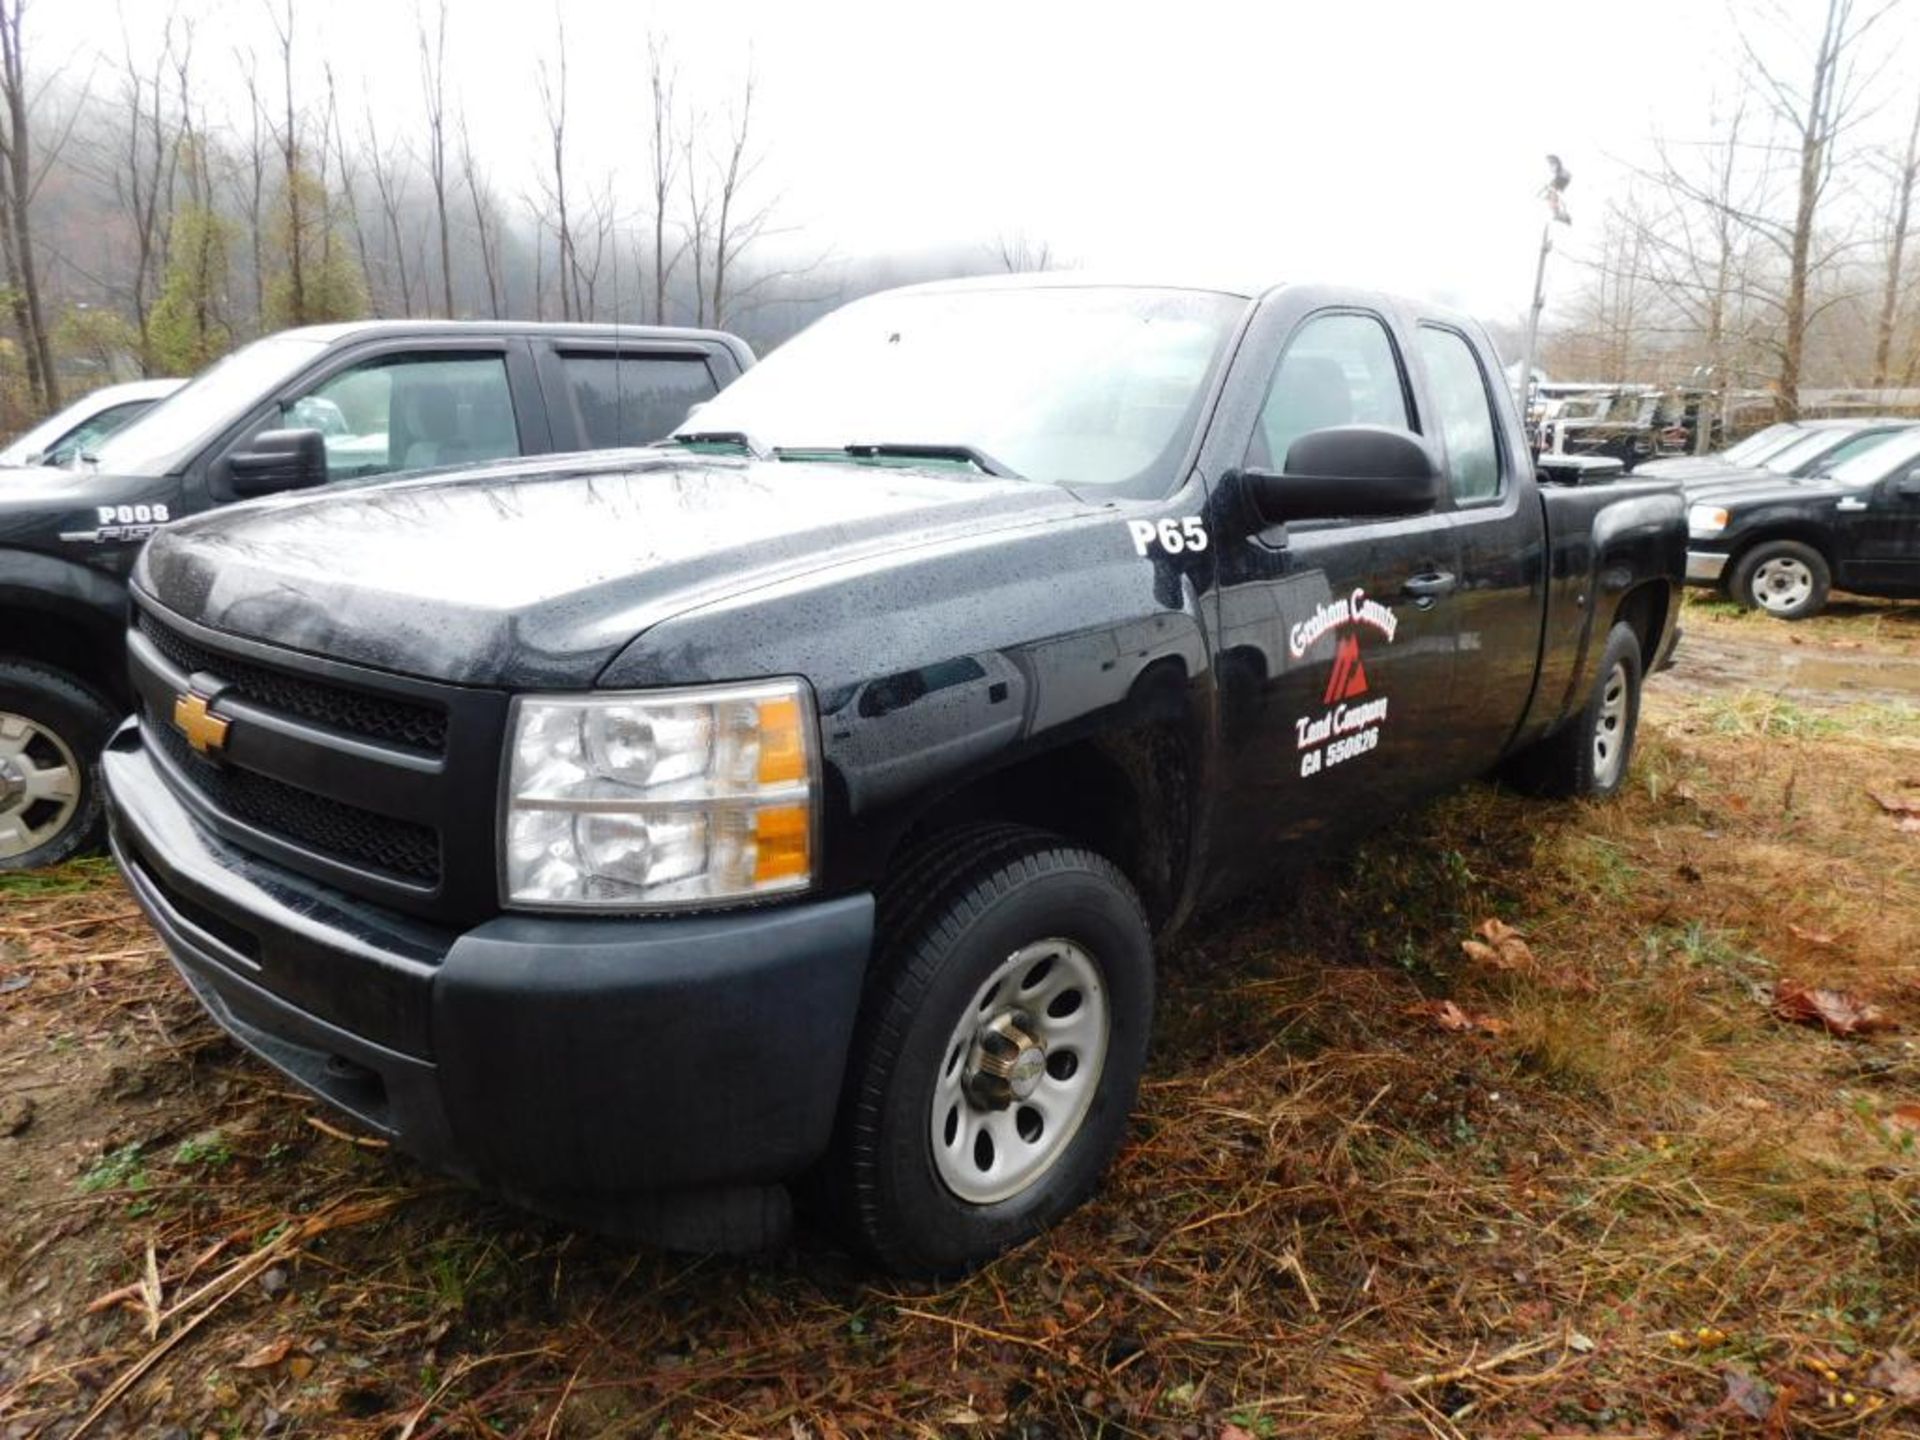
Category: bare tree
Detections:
[
  {"x1": 325, "y1": 64, "x2": 377, "y2": 316},
  {"x1": 645, "y1": 32, "x2": 684, "y2": 324},
  {"x1": 1738, "y1": 0, "x2": 1898, "y2": 416},
  {"x1": 237, "y1": 52, "x2": 268, "y2": 329},
  {"x1": 417, "y1": 0, "x2": 453, "y2": 317},
  {"x1": 114, "y1": 5, "x2": 183, "y2": 373},
  {"x1": 992, "y1": 230, "x2": 1055, "y2": 273},
  {"x1": 534, "y1": 4, "x2": 579, "y2": 320},
  {"x1": 459, "y1": 111, "x2": 502, "y2": 319},
  {"x1": 0, "y1": 0, "x2": 58, "y2": 406},
  {"x1": 264, "y1": 0, "x2": 306, "y2": 324},
  {"x1": 1872, "y1": 90, "x2": 1920, "y2": 388},
  {"x1": 363, "y1": 107, "x2": 413, "y2": 317}
]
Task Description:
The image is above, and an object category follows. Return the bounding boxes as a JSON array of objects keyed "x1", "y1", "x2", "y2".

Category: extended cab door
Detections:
[
  {"x1": 533, "y1": 340, "x2": 741, "y2": 451},
  {"x1": 1834, "y1": 440, "x2": 1920, "y2": 595},
  {"x1": 199, "y1": 336, "x2": 546, "y2": 499},
  {"x1": 1199, "y1": 296, "x2": 1461, "y2": 898},
  {"x1": 1408, "y1": 321, "x2": 1547, "y2": 775}
]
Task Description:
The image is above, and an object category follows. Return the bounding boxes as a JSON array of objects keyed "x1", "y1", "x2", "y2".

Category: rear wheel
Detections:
[
  {"x1": 1500, "y1": 621, "x2": 1644, "y2": 800},
  {"x1": 0, "y1": 661, "x2": 114, "y2": 870},
  {"x1": 831, "y1": 827, "x2": 1153, "y2": 1277},
  {"x1": 1731, "y1": 539, "x2": 1830, "y2": 620}
]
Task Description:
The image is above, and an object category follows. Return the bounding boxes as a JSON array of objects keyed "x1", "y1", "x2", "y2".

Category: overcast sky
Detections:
[{"x1": 35, "y1": 0, "x2": 1920, "y2": 323}]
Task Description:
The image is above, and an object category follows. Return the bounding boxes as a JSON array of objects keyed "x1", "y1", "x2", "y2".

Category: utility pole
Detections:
[{"x1": 1516, "y1": 154, "x2": 1572, "y2": 444}]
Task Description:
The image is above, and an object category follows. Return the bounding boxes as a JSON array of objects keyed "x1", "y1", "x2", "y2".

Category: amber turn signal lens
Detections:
[
  {"x1": 757, "y1": 696, "x2": 807, "y2": 786},
  {"x1": 753, "y1": 804, "x2": 811, "y2": 883}
]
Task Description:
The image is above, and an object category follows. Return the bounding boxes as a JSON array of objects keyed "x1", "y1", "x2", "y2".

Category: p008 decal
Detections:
[
  {"x1": 59, "y1": 502, "x2": 172, "y2": 545},
  {"x1": 1290, "y1": 586, "x2": 1396, "y2": 778}
]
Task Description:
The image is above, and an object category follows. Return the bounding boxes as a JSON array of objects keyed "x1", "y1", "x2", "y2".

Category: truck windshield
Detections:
[
  {"x1": 680, "y1": 286, "x2": 1247, "y2": 492},
  {"x1": 86, "y1": 334, "x2": 328, "y2": 477},
  {"x1": 1829, "y1": 428, "x2": 1920, "y2": 488},
  {"x1": 1723, "y1": 424, "x2": 1801, "y2": 466}
]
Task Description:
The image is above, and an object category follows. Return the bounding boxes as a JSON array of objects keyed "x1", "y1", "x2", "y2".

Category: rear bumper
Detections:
[
  {"x1": 1686, "y1": 549, "x2": 1730, "y2": 584},
  {"x1": 103, "y1": 720, "x2": 873, "y2": 1215}
]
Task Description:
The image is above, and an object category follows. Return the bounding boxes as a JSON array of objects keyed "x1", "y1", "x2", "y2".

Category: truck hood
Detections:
[
  {"x1": 1681, "y1": 470, "x2": 1839, "y2": 506},
  {"x1": 136, "y1": 451, "x2": 1092, "y2": 687}
]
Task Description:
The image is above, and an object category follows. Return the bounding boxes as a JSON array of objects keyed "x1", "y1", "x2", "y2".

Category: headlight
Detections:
[
  {"x1": 1688, "y1": 504, "x2": 1730, "y2": 536},
  {"x1": 502, "y1": 679, "x2": 818, "y2": 909}
]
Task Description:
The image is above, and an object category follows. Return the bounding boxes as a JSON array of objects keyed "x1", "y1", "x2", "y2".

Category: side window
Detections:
[
  {"x1": 1249, "y1": 312, "x2": 1411, "y2": 471},
  {"x1": 562, "y1": 354, "x2": 719, "y2": 448},
  {"x1": 45, "y1": 402, "x2": 149, "y2": 466},
  {"x1": 288, "y1": 353, "x2": 520, "y2": 481},
  {"x1": 1819, "y1": 432, "x2": 1893, "y2": 470},
  {"x1": 1416, "y1": 327, "x2": 1503, "y2": 503}
]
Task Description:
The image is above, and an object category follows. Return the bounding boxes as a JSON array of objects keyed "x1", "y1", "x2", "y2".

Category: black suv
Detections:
[{"x1": 0, "y1": 321, "x2": 751, "y2": 869}]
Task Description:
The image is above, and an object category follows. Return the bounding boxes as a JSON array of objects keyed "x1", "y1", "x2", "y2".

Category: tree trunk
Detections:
[
  {"x1": 1, "y1": 1, "x2": 56, "y2": 407},
  {"x1": 1872, "y1": 93, "x2": 1920, "y2": 389}
]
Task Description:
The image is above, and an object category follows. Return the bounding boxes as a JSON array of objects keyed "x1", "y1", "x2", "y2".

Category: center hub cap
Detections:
[
  {"x1": 966, "y1": 1010, "x2": 1047, "y2": 1109},
  {"x1": 0, "y1": 759, "x2": 23, "y2": 813}
]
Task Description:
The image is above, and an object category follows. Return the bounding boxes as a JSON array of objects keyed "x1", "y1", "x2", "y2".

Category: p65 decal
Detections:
[{"x1": 1126, "y1": 517, "x2": 1208, "y2": 557}]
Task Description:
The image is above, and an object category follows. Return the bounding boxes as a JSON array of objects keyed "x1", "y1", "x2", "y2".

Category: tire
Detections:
[
  {"x1": 830, "y1": 826, "x2": 1154, "y2": 1277},
  {"x1": 0, "y1": 660, "x2": 115, "y2": 870},
  {"x1": 1501, "y1": 622, "x2": 1644, "y2": 800},
  {"x1": 1731, "y1": 539, "x2": 1830, "y2": 620}
]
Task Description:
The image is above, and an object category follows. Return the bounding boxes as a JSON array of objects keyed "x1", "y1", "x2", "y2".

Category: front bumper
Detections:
[
  {"x1": 1686, "y1": 549, "x2": 1731, "y2": 584},
  {"x1": 103, "y1": 721, "x2": 873, "y2": 1230}
]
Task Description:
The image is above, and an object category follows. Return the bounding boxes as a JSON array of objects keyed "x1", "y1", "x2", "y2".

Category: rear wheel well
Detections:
[
  {"x1": 885, "y1": 724, "x2": 1193, "y2": 935},
  {"x1": 1610, "y1": 582, "x2": 1669, "y2": 670},
  {"x1": 0, "y1": 607, "x2": 126, "y2": 707}
]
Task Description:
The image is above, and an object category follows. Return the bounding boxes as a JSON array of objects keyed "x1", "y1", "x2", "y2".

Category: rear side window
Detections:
[
  {"x1": 1417, "y1": 326, "x2": 1503, "y2": 503},
  {"x1": 1250, "y1": 311, "x2": 1411, "y2": 471},
  {"x1": 563, "y1": 354, "x2": 719, "y2": 448}
]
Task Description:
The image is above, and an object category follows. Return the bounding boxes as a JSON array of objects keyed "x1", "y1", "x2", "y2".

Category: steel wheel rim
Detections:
[
  {"x1": 1752, "y1": 556, "x2": 1814, "y2": 614},
  {"x1": 930, "y1": 937, "x2": 1110, "y2": 1205},
  {"x1": 1591, "y1": 660, "x2": 1630, "y2": 789},
  {"x1": 0, "y1": 711, "x2": 81, "y2": 859}
]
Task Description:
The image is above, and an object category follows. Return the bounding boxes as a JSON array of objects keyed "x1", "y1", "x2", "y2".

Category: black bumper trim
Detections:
[{"x1": 107, "y1": 719, "x2": 877, "y2": 1199}]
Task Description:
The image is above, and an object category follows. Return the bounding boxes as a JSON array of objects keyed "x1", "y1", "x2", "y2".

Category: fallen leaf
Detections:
[
  {"x1": 1220, "y1": 1427, "x2": 1258, "y2": 1440},
  {"x1": 1889, "y1": 1105, "x2": 1920, "y2": 1140},
  {"x1": 1871, "y1": 790, "x2": 1920, "y2": 816},
  {"x1": 1788, "y1": 924, "x2": 1837, "y2": 947},
  {"x1": 284, "y1": 1354, "x2": 315, "y2": 1382},
  {"x1": 235, "y1": 1337, "x2": 292, "y2": 1370},
  {"x1": 1898, "y1": 816, "x2": 1920, "y2": 835},
  {"x1": 1722, "y1": 1367, "x2": 1774, "y2": 1421},
  {"x1": 1866, "y1": 1348, "x2": 1920, "y2": 1399},
  {"x1": 1463, "y1": 918, "x2": 1536, "y2": 973},
  {"x1": 1405, "y1": 999, "x2": 1511, "y2": 1036},
  {"x1": 1772, "y1": 980, "x2": 1895, "y2": 1038}
]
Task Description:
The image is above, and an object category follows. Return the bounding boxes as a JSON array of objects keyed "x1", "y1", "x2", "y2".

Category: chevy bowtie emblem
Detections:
[{"x1": 172, "y1": 690, "x2": 231, "y2": 755}]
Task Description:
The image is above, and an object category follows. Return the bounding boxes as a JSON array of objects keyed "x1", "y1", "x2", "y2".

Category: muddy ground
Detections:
[{"x1": 3, "y1": 593, "x2": 1919, "y2": 1439}]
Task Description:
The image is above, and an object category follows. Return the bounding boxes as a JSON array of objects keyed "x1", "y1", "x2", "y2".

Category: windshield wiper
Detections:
[
  {"x1": 671, "y1": 430, "x2": 769, "y2": 459},
  {"x1": 834, "y1": 442, "x2": 1023, "y2": 479}
]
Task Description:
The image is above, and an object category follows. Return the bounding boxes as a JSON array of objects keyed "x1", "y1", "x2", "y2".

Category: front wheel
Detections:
[
  {"x1": 1731, "y1": 540, "x2": 1830, "y2": 620},
  {"x1": 831, "y1": 827, "x2": 1154, "y2": 1278},
  {"x1": 0, "y1": 661, "x2": 115, "y2": 871}
]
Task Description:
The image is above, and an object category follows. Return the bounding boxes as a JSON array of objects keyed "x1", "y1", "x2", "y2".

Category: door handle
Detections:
[{"x1": 1402, "y1": 570, "x2": 1458, "y2": 600}]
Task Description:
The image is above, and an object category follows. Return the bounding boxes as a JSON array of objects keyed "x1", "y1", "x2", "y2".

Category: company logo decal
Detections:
[{"x1": 1291, "y1": 587, "x2": 1395, "y2": 779}]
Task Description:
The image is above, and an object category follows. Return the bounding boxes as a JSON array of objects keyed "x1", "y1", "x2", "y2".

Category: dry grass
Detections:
[{"x1": 3, "y1": 651, "x2": 1919, "y2": 1437}]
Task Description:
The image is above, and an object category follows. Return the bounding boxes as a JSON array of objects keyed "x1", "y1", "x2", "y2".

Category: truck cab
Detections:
[
  {"x1": 0, "y1": 320, "x2": 751, "y2": 869},
  {"x1": 102, "y1": 279, "x2": 1682, "y2": 1274}
]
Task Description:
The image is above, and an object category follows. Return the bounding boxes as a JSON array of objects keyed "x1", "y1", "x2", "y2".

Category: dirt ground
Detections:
[{"x1": 4, "y1": 593, "x2": 1919, "y2": 1439}]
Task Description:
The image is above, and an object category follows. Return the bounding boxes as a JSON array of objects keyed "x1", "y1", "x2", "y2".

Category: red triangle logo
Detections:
[{"x1": 1323, "y1": 633, "x2": 1369, "y2": 706}]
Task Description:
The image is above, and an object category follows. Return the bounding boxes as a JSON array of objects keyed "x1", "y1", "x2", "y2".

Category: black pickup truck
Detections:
[
  {"x1": 1684, "y1": 425, "x2": 1920, "y2": 618},
  {"x1": 0, "y1": 321, "x2": 751, "y2": 869},
  {"x1": 103, "y1": 279, "x2": 1684, "y2": 1275}
]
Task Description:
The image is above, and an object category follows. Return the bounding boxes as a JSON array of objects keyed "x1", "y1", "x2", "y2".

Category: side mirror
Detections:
[
  {"x1": 1241, "y1": 425, "x2": 1441, "y2": 525},
  {"x1": 227, "y1": 428, "x2": 328, "y2": 497},
  {"x1": 1894, "y1": 474, "x2": 1920, "y2": 500}
]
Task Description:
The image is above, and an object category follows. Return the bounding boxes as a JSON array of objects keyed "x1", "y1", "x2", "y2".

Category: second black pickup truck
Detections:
[
  {"x1": 104, "y1": 278, "x2": 1684, "y2": 1275},
  {"x1": 0, "y1": 320, "x2": 750, "y2": 869}
]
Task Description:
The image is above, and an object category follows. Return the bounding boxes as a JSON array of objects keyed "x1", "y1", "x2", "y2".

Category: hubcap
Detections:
[
  {"x1": 931, "y1": 938, "x2": 1109, "y2": 1205},
  {"x1": 0, "y1": 712, "x2": 81, "y2": 860},
  {"x1": 1752, "y1": 556, "x2": 1814, "y2": 614},
  {"x1": 1592, "y1": 660, "x2": 1630, "y2": 788}
]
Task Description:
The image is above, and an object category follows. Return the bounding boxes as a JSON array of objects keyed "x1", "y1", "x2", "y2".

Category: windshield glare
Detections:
[
  {"x1": 89, "y1": 334, "x2": 327, "y2": 475},
  {"x1": 1724, "y1": 424, "x2": 1799, "y2": 465},
  {"x1": 681, "y1": 286, "x2": 1247, "y2": 490},
  {"x1": 1830, "y1": 428, "x2": 1920, "y2": 488},
  {"x1": 1761, "y1": 430, "x2": 1851, "y2": 474}
]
